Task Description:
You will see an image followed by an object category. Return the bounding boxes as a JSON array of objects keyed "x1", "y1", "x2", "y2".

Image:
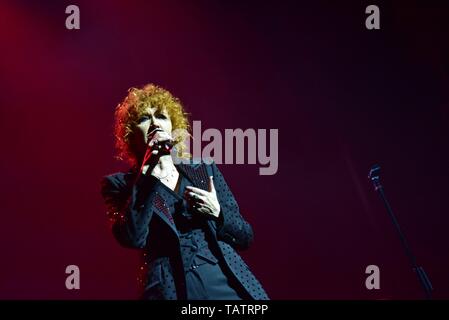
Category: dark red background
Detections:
[{"x1": 1, "y1": 0, "x2": 448, "y2": 299}]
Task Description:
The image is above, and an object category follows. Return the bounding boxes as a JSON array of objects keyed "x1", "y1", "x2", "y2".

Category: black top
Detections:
[
  {"x1": 171, "y1": 169, "x2": 244, "y2": 299},
  {"x1": 160, "y1": 169, "x2": 220, "y2": 271}
]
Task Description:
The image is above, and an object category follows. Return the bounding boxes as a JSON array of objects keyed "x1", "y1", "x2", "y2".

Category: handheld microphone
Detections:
[
  {"x1": 147, "y1": 128, "x2": 174, "y2": 153},
  {"x1": 157, "y1": 139, "x2": 174, "y2": 152},
  {"x1": 137, "y1": 129, "x2": 175, "y2": 179}
]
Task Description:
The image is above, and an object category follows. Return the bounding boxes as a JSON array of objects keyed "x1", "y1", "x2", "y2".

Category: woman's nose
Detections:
[
  {"x1": 145, "y1": 115, "x2": 156, "y2": 126},
  {"x1": 152, "y1": 118, "x2": 163, "y2": 128}
]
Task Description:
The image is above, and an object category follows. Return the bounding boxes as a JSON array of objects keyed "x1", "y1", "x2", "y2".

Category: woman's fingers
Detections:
[
  {"x1": 185, "y1": 191, "x2": 206, "y2": 203},
  {"x1": 147, "y1": 131, "x2": 173, "y2": 150},
  {"x1": 185, "y1": 186, "x2": 209, "y2": 196},
  {"x1": 152, "y1": 131, "x2": 173, "y2": 143},
  {"x1": 183, "y1": 185, "x2": 220, "y2": 218}
]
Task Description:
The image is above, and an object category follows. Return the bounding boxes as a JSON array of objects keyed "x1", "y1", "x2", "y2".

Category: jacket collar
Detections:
[
  {"x1": 175, "y1": 161, "x2": 209, "y2": 190},
  {"x1": 125, "y1": 160, "x2": 208, "y2": 189}
]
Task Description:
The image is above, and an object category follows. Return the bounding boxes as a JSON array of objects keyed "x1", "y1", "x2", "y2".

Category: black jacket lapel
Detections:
[{"x1": 176, "y1": 162, "x2": 210, "y2": 191}]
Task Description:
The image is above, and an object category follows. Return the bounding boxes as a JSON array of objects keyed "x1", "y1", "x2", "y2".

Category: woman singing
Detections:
[{"x1": 100, "y1": 84, "x2": 269, "y2": 300}]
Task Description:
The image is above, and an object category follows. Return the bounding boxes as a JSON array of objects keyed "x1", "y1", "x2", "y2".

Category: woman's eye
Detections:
[
  {"x1": 138, "y1": 116, "x2": 149, "y2": 123},
  {"x1": 157, "y1": 114, "x2": 167, "y2": 119}
]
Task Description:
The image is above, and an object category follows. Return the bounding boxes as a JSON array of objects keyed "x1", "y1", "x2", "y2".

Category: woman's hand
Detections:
[
  {"x1": 184, "y1": 176, "x2": 221, "y2": 219},
  {"x1": 147, "y1": 129, "x2": 173, "y2": 156},
  {"x1": 141, "y1": 129, "x2": 174, "y2": 176}
]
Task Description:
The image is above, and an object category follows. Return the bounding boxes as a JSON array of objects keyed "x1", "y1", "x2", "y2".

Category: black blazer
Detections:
[{"x1": 101, "y1": 160, "x2": 269, "y2": 300}]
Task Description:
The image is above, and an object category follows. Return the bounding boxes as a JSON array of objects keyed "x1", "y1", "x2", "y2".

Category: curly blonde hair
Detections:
[{"x1": 114, "y1": 83, "x2": 191, "y2": 166}]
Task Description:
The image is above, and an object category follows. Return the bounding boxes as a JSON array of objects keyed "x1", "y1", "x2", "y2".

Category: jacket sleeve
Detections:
[
  {"x1": 100, "y1": 172, "x2": 162, "y2": 249},
  {"x1": 211, "y1": 162, "x2": 254, "y2": 250}
]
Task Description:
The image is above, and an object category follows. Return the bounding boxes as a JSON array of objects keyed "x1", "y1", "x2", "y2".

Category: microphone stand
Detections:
[{"x1": 368, "y1": 164, "x2": 433, "y2": 299}]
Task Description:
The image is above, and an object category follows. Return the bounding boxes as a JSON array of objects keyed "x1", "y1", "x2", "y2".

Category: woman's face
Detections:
[{"x1": 133, "y1": 105, "x2": 173, "y2": 157}]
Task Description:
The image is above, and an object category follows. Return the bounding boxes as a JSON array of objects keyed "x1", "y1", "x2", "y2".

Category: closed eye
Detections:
[
  {"x1": 138, "y1": 113, "x2": 168, "y2": 123},
  {"x1": 138, "y1": 115, "x2": 149, "y2": 123}
]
